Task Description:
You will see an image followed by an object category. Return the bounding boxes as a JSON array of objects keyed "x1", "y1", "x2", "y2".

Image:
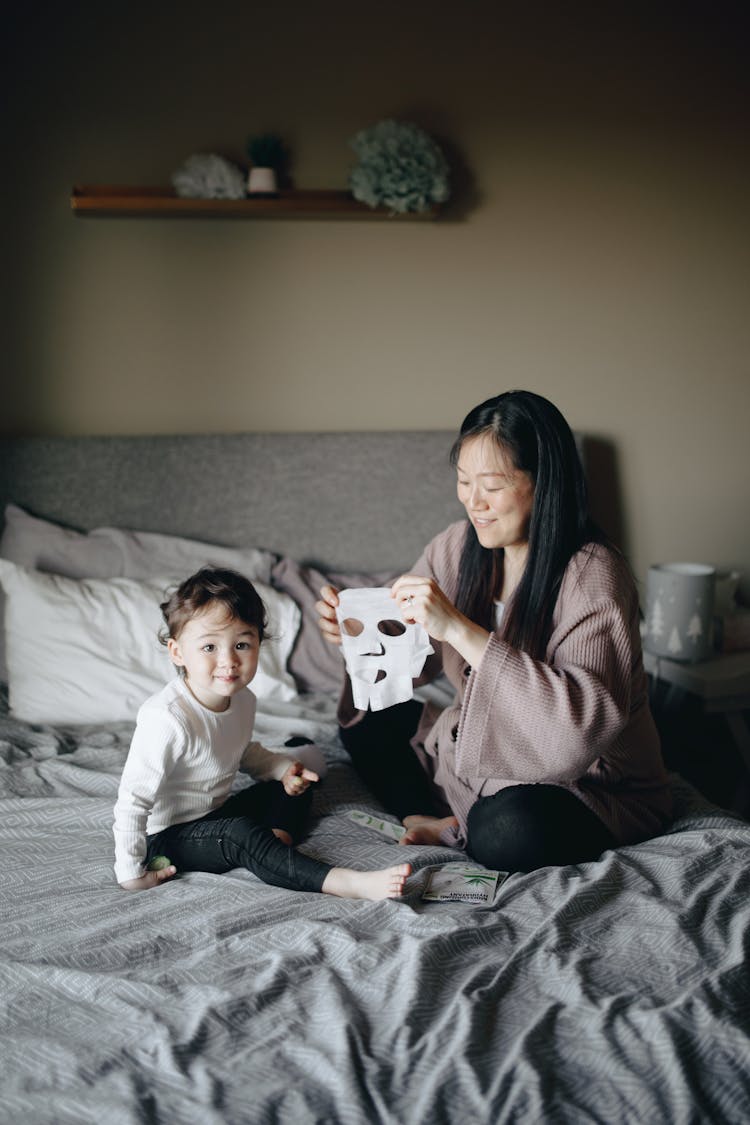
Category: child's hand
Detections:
[
  {"x1": 119, "y1": 865, "x2": 176, "y2": 892},
  {"x1": 282, "y1": 761, "x2": 319, "y2": 796}
]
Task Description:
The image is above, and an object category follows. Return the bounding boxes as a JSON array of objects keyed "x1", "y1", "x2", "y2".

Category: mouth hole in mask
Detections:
[
  {"x1": 342, "y1": 618, "x2": 365, "y2": 636},
  {"x1": 377, "y1": 619, "x2": 406, "y2": 637},
  {"x1": 374, "y1": 669, "x2": 387, "y2": 682}
]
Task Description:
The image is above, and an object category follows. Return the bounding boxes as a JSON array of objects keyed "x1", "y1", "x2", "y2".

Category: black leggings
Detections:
[
  {"x1": 340, "y1": 701, "x2": 448, "y2": 822},
  {"x1": 466, "y1": 784, "x2": 617, "y2": 873},
  {"x1": 340, "y1": 703, "x2": 617, "y2": 873}
]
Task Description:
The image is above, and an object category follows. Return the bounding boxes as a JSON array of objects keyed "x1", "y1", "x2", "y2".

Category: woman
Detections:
[{"x1": 317, "y1": 391, "x2": 672, "y2": 872}]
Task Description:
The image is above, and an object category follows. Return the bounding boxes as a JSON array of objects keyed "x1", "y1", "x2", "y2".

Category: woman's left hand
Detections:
[
  {"x1": 391, "y1": 575, "x2": 461, "y2": 643},
  {"x1": 391, "y1": 574, "x2": 492, "y2": 668}
]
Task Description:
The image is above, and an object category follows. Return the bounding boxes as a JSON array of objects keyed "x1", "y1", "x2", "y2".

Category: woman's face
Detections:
[{"x1": 456, "y1": 433, "x2": 535, "y2": 551}]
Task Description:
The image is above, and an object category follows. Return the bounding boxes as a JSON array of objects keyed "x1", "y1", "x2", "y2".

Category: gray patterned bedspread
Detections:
[{"x1": 1, "y1": 688, "x2": 749, "y2": 1125}]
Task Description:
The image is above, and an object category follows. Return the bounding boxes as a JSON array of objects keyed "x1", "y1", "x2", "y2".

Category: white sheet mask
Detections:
[{"x1": 336, "y1": 587, "x2": 434, "y2": 711}]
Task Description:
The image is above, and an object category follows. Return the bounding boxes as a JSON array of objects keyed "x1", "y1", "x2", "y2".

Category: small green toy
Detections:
[{"x1": 147, "y1": 855, "x2": 173, "y2": 872}]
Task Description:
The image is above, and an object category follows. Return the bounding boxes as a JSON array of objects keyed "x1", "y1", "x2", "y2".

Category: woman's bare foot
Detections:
[
  {"x1": 272, "y1": 828, "x2": 293, "y2": 846},
  {"x1": 321, "y1": 862, "x2": 411, "y2": 901},
  {"x1": 399, "y1": 814, "x2": 459, "y2": 846}
]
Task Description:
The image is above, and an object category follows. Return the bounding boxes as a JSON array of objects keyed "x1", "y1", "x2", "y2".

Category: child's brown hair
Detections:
[{"x1": 159, "y1": 566, "x2": 268, "y2": 647}]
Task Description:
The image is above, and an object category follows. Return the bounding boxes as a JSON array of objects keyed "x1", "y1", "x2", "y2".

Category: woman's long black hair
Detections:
[{"x1": 450, "y1": 390, "x2": 604, "y2": 660}]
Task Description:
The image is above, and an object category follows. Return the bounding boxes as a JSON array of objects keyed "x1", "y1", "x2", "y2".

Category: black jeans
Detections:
[
  {"x1": 145, "y1": 782, "x2": 332, "y2": 893},
  {"x1": 340, "y1": 704, "x2": 617, "y2": 873}
]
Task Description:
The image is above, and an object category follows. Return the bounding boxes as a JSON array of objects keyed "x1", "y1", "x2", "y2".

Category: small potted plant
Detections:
[{"x1": 246, "y1": 132, "x2": 286, "y2": 197}]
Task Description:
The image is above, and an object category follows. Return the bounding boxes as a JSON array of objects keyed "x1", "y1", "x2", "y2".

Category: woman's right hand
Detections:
[{"x1": 315, "y1": 584, "x2": 341, "y2": 645}]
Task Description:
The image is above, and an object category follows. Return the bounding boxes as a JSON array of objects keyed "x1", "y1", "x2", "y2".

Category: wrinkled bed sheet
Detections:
[{"x1": 1, "y1": 687, "x2": 749, "y2": 1125}]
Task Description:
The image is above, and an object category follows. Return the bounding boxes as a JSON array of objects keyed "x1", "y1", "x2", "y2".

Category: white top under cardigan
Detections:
[{"x1": 113, "y1": 677, "x2": 294, "y2": 883}]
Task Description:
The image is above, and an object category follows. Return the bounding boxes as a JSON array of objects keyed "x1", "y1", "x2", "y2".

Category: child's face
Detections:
[{"x1": 167, "y1": 602, "x2": 260, "y2": 713}]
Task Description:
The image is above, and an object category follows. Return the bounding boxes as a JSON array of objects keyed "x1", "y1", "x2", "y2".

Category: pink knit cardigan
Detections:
[{"x1": 340, "y1": 520, "x2": 672, "y2": 849}]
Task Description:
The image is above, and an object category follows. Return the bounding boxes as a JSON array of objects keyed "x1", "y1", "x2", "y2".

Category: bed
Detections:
[{"x1": 0, "y1": 432, "x2": 748, "y2": 1124}]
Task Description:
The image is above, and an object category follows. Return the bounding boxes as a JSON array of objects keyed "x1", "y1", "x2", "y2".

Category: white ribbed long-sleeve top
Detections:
[{"x1": 113, "y1": 677, "x2": 293, "y2": 883}]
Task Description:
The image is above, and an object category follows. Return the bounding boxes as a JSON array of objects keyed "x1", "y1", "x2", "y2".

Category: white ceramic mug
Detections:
[{"x1": 644, "y1": 562, "x2": 715, "y2": 663}]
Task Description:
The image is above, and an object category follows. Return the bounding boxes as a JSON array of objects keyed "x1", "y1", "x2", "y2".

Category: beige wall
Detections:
[{"x1": 4, "y1": 2, "x2": 749, "y2": 590}]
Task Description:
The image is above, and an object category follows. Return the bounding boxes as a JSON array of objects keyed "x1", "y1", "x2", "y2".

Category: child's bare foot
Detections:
[
  {"x1": 399, "y1": 814, "x2": 459, "y2": 846},
  {"x1": 322, "y1": 862, "x2": 411, "y2": 901},
  {"x1": 272, "y1": 828, "x2": 293, "y2": 846}
]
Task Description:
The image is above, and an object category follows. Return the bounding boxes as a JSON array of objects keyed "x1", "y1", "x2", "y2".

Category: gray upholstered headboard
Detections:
[{"x1": 0, "y1": 432, "x2": 464, "y2": 573}]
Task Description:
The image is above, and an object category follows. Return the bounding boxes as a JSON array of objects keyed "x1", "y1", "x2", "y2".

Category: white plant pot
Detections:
[{"x1": 247, "y1": 167, "x2": 278, "y2": 195}]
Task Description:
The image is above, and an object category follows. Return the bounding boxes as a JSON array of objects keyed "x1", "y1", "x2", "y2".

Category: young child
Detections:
[{"x1": 113, "y1": 566, "x2": 410, "y2": 900}]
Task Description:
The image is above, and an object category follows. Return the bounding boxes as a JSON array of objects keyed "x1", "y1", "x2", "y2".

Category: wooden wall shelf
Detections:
[{"x1": 70, "y1": 185, "x2": 440, "y2": 220}]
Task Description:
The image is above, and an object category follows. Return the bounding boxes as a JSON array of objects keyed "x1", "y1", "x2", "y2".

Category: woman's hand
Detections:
[
  {"x1": 282, "y1": 761, "x2": 320, "y2": 796},
  {"x1": 119, "y1": 865, "x2": 176, "y2": 892},
  {"x1": 391, "y1": 575, "x2": 461, "y2": 642},
  {"x1": 391, "y1": 574, "x2": 491, "y2": 668},
  {"x1": 315, "y1": 584, "x2": 342, "y2": 645}
]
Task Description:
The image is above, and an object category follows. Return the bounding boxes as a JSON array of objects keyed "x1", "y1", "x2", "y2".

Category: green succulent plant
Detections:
[{"x1": 246, "y1": 132, "x2": 286, "y2": 169}]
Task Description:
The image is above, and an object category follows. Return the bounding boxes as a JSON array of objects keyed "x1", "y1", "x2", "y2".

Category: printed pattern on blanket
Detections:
[{"x1": 0, "y1": 689, "x2": 749, "y2": 1124}]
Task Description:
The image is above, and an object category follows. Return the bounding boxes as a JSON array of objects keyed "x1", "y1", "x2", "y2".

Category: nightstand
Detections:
[{"x1": 644, "y1": 649, "x2": 750, "y2": 809}]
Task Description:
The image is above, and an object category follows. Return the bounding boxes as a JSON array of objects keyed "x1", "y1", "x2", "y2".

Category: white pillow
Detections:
[
  {"x1": 0, "y1": 503, "x2": 277, "y2": 683},
  {"x1": 0, "y1": 561, "x2": 300, "y2": 724}
]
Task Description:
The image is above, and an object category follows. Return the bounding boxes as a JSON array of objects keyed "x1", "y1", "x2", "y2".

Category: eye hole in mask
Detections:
[
  {"x1": 342, "y1": 618, "x2": 365, "y2": 636},
  {"x1": 377, "y1": 619, "x2": 406, "y2": 637}
]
